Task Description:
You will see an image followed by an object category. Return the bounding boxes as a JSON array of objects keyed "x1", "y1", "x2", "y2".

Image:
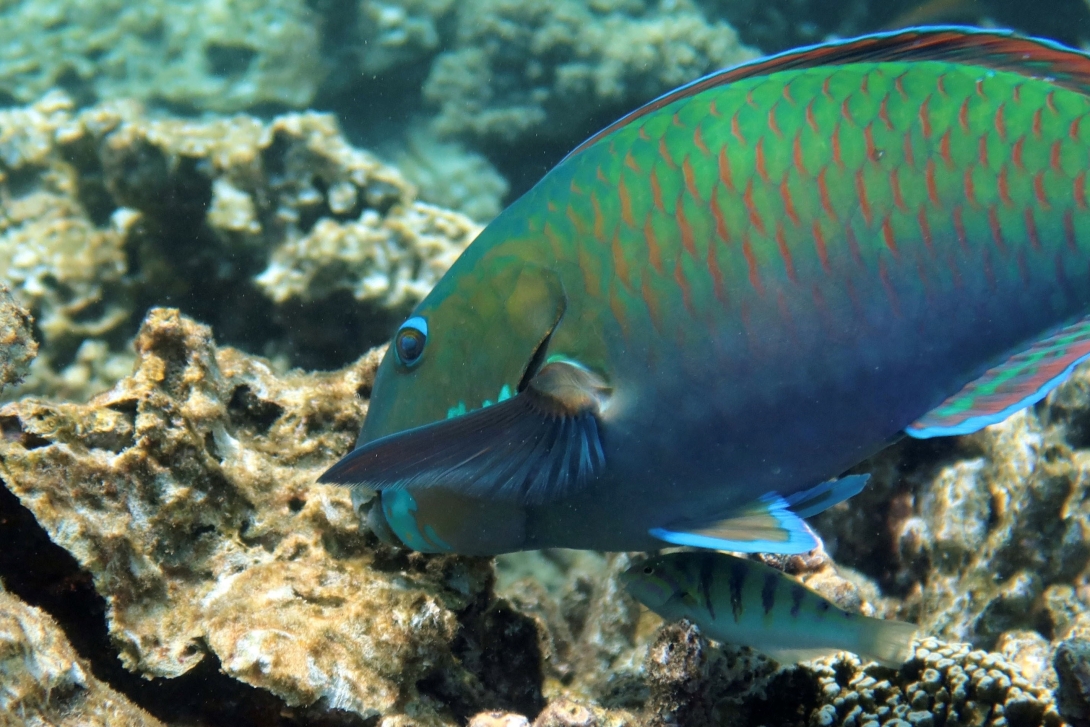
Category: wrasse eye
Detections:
[
  {"x1": 643, "y1": 565, "x2": 655, "y2": 575},
  {"x1": 395, "y1": 316, "x2": 428, "y2": 367}
]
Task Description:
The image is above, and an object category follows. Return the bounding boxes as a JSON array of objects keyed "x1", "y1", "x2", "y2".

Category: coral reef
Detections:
[
  {"x1": 0, "y1": 0, "x2": 322, "y2": 111},
  {"x1": 464, "y1": 630, "x2": 1065, "y2": 727},
  {"x1": 799, "y1": 637, "x2": 1063, "y2": 727},
  {"x1": 0, "y1": 583, "x2": 162, "y2": 727},
  {"x1": 0, "y1": 285, "x2": 37, "y2": 391},
  {"x1": 392, "y1": 125, "x2": 509, "y2": 221},
  {"x1": 6, "y1": 9, "x2": 1090, "y2": 724},
  {"x1": 422, "y1": 0, "x2": 756, "y2": 145},
  {"x1": 0, "y1": 93, "x2": 479, "y2": 400},
  {"x1": 355, "y1": 0, "x2": 457, "y2": 75}
]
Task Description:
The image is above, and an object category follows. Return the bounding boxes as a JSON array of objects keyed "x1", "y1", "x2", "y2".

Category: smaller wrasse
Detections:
[{"x1": 621, "y1": 552, "x2": 917, "y2": 667}]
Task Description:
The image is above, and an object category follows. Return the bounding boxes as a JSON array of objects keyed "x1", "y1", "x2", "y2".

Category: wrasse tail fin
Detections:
[
  {"x1": 908, "y1": 314, "x2": 1090, "y2": 437},
  {"x1": 854, "y1": 619, "x2": 918, "y2": 668},
  {"x1": 317, "y1": 360, "x2": 607, "y2": 505},
  {"x1": 649, "y1": 475, "x2": 869, "y2": 553}
]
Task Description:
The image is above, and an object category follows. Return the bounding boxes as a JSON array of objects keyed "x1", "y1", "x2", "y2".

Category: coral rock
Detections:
[
  {"x1": 1055, "y1": 636, "x2": 1090, "y2": 726},
  {"x1": 0, "y1": 0, "x2": 322, "y2": 111},
  {"x1": 0, "y1": 308, "x2": 542, "y2": 724},
  {"x1": 0, "y1": 583, "x2": 162, "y2": 727},
  {"x1": 0, "y1": 93, "x2": 479, "y2": 400},
  {"x1": 422, "y1": 0, "x2": 756, "y2": 144},
  {"x1": 0, "y1": 285, "x2": 36, "y2": 391},
  {"x1": 469, "y1": 712, "x2": 531, "y2": 727}
]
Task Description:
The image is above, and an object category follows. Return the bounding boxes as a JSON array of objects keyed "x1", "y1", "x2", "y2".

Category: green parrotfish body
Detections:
[
  {"x1": 621, "y1": 552, "x2": 918, "y2": 666},
  {"x1": 321, "y1": 28, "x2": 1090, "y2": 555}
]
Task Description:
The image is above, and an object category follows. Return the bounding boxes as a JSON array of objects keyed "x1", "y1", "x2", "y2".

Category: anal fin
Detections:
[
  {"x1": 650, "y1": 474, "x2": 870, "y2": 554},
  {"x1": 908, "y1": 314, "x2": 1090, "y2": 438},
  {"x1": 784, "y1": 474, "x2": 869, "y2": 518}
]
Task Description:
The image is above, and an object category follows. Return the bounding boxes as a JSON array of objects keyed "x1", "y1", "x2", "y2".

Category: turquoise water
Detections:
[{"x1": 1, "y1": 2, "x2": 1090, "y2": 726}]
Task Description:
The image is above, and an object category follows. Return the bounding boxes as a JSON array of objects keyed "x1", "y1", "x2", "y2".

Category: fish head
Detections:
[
  {"x1": 359, "y1": 251, "x2": 567, "y2": 447},
  {"x1": 621, "y1": 553, "x2": 701, "y2": 611}
]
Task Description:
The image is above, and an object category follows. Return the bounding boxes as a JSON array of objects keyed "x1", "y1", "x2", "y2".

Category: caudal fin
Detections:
[{"x1": 856, "y1": 618, "x2": 917, "y2": 667}]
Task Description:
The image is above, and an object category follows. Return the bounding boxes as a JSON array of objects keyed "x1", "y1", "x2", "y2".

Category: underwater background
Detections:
[{"x1": 4, "y1": 1, "x2": 1090, "y2": 726}]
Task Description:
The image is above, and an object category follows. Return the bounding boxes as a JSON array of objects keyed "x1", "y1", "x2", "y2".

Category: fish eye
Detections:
[
  {"x1": 642, "y1": 565, "x2": 655, "y2": 575},
  {"x1": 395, "y1": 316, "x2": 428, "y2": 367}
]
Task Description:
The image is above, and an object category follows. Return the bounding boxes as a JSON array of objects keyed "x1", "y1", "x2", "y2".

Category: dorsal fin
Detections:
[{"x1": 566, "y1": 27, "x2": 1090, "y2": 159}]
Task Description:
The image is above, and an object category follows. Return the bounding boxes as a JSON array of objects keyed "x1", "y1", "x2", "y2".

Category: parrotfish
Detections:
[
  {"x1": 321, "y1": 27, "x2": 1090, "y2": 555},
  {"x1": 621, "y1": 552, "x2": 917, "y2": 666}
]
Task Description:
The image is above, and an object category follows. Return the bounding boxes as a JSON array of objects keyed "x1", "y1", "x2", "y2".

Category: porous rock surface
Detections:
[
  {"x1": 422, "y1": 0, "x2": 756, "y2": 145},
  {"x1": 0, "y1": 309, "x2": 544, "y2": 724},
  {"x1": 0, "y1": 583, "x2": 162, "y2": 727},
  {"x1": 0, "y1": 285, "x2": 37, "y2": 391}
]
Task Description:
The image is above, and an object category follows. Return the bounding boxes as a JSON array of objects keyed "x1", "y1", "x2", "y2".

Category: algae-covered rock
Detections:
[
  {"x1": 0, "y1": 309, "x2": 543, "y2": 724},
  {"x1": 0, "y1": 0, "x2": 322, "y2": 111},
  {"x1": 0, "y1": 285, "x2": 36, "y2": 391},
  {"x1": 422, "y1": 0, "x2": 756, "y2": 144},
  {"x1": 0, "y1": 583, "x2": 162, "y2": 727},
  {"x1": 1054, "y1": 635, "x2": 1090, "y2": 726}
]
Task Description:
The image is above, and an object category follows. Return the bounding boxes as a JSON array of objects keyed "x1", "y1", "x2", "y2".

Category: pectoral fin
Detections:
[
  {"x1": 318, "y1": 359, "x2": 609, "y2": 505},
  {"x1": 649, "y1": 475, "x2": 869, "y2": 554}
]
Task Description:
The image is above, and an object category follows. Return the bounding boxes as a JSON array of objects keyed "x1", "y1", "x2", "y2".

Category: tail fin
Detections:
[{"x1": 856, "y1": 618, "x2": 917, "y2": 667}]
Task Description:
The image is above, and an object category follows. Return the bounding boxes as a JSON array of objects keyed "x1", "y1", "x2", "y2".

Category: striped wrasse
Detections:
[{"x1": 621, "y1": 552, "x2": 917, "y2": 667}]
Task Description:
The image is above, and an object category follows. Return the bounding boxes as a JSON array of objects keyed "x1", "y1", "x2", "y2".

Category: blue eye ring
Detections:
[{"x1": 394, "y1": 316, "x2": 428, "y2": 367}]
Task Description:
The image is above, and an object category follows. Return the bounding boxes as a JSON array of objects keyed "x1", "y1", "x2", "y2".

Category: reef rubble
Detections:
[
  {"x1": 0, "y1": 583, "x2": 162, "y2": 727},
  {"x1": 0, "y1": 92, "x2": 480, "y2": 401}
]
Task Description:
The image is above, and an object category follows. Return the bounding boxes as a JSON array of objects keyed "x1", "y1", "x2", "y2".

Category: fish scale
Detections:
[
  {"x1": 545, "y1": 62, "x2": 1089, "y2": 344},
  {"x1": 320, "y1": 29, "x2": 1090, "y2": 555}
]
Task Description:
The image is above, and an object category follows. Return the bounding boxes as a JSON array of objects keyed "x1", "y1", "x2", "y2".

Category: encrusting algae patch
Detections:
[{"x1": 0, "y1": 584, "x2": 163, "y2": 727}]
